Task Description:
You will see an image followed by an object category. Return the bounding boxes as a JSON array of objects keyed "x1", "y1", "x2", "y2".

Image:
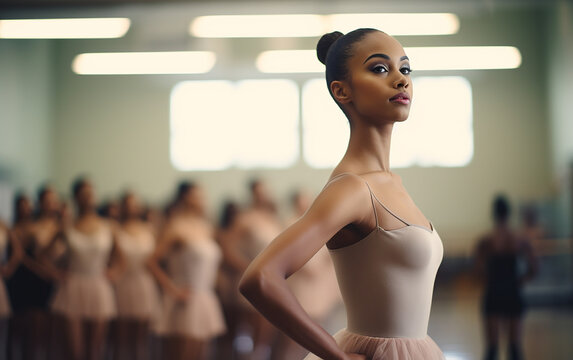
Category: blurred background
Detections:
[{"x1": 0, "y1": 0, "x2": 572, "y2": 359}]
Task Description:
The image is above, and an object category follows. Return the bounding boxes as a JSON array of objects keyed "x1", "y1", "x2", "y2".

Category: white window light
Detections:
[
  {"x1": 256, "y1": 46, "x2": 522, "y2": 73},
  {"x1": 72, "y1": 51, "x2": 216, "y2": 75},
  {"x1": 0, "y1": 18, "x2": 131, "y2": 39},
  {"x1": 190, "y1": 13, "x2": 459, "y2": 38},
  {"x1": 170, "y1": 79, "x2": 299, "y2": 171}
]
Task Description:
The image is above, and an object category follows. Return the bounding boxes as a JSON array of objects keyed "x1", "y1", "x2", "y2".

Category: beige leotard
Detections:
[
  {"x1": 330, "y1": 180, "x2": 443, "y2": 338},
  {"x1": 304, "y1": 176, "x2": 444, "y2": 359}
]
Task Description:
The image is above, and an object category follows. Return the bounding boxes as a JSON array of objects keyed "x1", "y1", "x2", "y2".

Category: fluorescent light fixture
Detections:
[
  {"x1": 0, "y1": 18, "x2": 130, "y2": 39},
  {"x1": 191, "y1": 14, "x2": 324, "y2": 38},
  {"x1": 404, "y1": 46, "x2": 522, "y2": 70},
  {"x1": 72, "y1": 51, "x2": 216, "y2": 75},
  {"x1": 257, "y1": 50, "x2": 322, "y2": 73},
  {"x1": 256, "y1": 46, "x2": 521, "y2": 73},
  {"x1": 326, "y1": 13, "x2": 459, "y2": 36},
  {"x1": 190, "y1": 13, "x2": 459, "y2": 38}
]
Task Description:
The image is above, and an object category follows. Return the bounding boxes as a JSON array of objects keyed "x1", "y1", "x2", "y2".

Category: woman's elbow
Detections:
[{"x1": 239, "y1": 267, "x2": 269, "y2": 303}]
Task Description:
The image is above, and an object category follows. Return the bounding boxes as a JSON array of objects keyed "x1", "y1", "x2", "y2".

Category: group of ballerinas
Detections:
[{"x1": 0, "y1": 177, "x2": 341, "y2": 360}]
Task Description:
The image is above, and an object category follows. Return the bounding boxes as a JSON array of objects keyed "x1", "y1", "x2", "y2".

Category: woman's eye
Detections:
[
  {"x1": 400, "y1": 67, "x2": 412, "y2": 75},
  {"x1": 372, "y1": 65, "x2": 388, "y2": 73}
]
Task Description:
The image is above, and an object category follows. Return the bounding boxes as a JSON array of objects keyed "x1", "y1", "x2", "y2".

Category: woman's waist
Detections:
[{"x1": 343, "y1": 301, "x2": 432, "y2": 339}]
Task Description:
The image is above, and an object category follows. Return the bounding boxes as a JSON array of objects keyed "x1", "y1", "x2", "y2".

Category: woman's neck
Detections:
[{"x1": 344, "y1": 121, "x2": 394, "y2": 173}]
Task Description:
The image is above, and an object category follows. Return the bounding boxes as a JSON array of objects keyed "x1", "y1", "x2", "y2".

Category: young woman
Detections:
[
  {"x1": 114, "y1": 191, "x2": 160, "y2": 360},
  {"x1": 6, "y1": 192, "x2": 42, "y2": 360},
  {"x1": 10, "y1": 186, "x2": 63, "y2": 360},
  {"x1": 240, "y1": 29, "x2": 445, "y2": 360},
  {"x1": 147, "y1": 182, "x2": 225, "y2": 360},
  {"x1": 44, "y1": 178, "x2": 124, "y2": 360},
  {"x1": 474, "y1": 195, "x2": 538, "y2": 360}
]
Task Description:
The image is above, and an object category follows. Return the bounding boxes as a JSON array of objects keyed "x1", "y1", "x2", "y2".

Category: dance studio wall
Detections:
[
  {"x1": 0, "y1": 40, "x2": 54, "y2": 201},
  {"x1": 546, "y1": 1, "x2": 573, "y2": 238},
  {"x1": 0, "y1": 2, "x2": 559, "y2": 254}
]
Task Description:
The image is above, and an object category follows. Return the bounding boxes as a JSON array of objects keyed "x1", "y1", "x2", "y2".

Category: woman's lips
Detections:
[{"x1": 389, "y1": 93, "x2": 410, "y2": 105}]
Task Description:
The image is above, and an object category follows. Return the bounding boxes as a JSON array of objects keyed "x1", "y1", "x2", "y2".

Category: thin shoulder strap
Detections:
[
  {"x1": 369, "y1": 190, "x2": 411, "y2": 227},
  {"x1": 363, "y1": 181, "x2": 379, "y2": 228}
]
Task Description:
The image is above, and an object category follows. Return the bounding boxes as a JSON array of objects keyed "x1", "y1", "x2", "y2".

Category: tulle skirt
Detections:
[
  {"x1": 51, "y1": 274, "x2": 116, "y2": 320},
  {"x1": 161, "y1": 290, "x2": 226, "y2": 340},
  {"x1": 304, "y1": 329, "x2": 444, "y2": 360},
  {"x1": 0, "y1": 280, "x2": 10, "y2": 317},
  {"x1": 114, "y1": 270, "x2": 160, "y2": 321}
]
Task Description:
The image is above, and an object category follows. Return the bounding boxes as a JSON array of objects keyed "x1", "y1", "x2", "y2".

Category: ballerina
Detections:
[{"x1": 240, "y1": 28, "x2": 445, "y2": 360}]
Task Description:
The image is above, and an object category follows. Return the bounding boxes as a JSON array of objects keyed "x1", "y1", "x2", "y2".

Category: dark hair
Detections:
[
  {"x1": 37, "y1": 183, "x2": 53, "y2": 204},
  {"x1": 317, "y1": 28, "x2": 381, "y2": 97},
  {"x1": 219, "y1": 200, "x2": 240, "y2": 229},
  {"x1": 12, "y1": 191, "x2": 30, "y2": 223},
  {"x1": 492, "y1": 194, "x2": 511, "y2": 223},
  {"x1": 175, "y1": 180, "x2": 196, "y2": 202},
  {"x1": 71, "y1": 176, "x2": 89, "y2": 198},
  {"x1": 249, "y1": 178, "x2": 262, "y2": 193}
]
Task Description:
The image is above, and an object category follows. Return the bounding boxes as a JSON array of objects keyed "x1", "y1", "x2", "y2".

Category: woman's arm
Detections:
[
  {"x1": 37, "y1": 228, "x2": 68, "y2": 281},
  {"x1": 219, "y1": 216, "x2": 253, "y2": 273},
  {"x1": 1, "y1": 227, "x2": 22, "y2": 278},
  {"x1": 239, "y1": 175, "x2": 370, "y2": 360},
  {"x1": 146, "y1": 223, "x2": 189, "y2": 302},
  {"x1": 106, "y1": 222, "x2": 127, "y2": 283}
]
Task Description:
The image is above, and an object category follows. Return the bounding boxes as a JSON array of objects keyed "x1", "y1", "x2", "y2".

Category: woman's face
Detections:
[
  {"x1": 184, "y1": 186, "x2": 206, "y2": 213},
  {"x1": 76, "y1": 182, "x2": 96, "y2": 210},
  {"x1": 41, "y1": 189, "x2": 61, "y2": 214},
  {"x1": 340, "y1": 31, "x2": 413, "y2": 124},
  {"x1": 17, "y1": 197, "x2": 32, "y2": 219},
  {"x1": 123, "y1": 194, "x2": 141, "y2": 218}
]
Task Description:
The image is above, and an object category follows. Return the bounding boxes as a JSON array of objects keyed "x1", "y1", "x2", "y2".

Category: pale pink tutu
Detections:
[
  {"x1": 161, "y1": 290, "x2": 226, "y2": 340},
  {"x1": 304, "y1": 329, "x2": 444, "y2": 360},
  {"x1": 51, "y1": 274, "x2": 116, "y2": 320},
  {"x1": 114, "y1": 271, "x2": 160, "y2": 321}
]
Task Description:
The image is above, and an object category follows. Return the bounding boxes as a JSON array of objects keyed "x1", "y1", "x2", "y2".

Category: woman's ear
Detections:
[{"x1": 330, "y1": 80, "x2": 351, "y2": 104}]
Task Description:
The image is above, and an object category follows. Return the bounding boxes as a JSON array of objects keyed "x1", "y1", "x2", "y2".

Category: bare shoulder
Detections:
[{"x1": 307, "y1": 172, "x2": 372, "y2": 225}]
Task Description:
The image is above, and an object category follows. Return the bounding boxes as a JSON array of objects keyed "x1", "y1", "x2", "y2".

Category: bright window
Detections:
[
  {"x1": 170, "y1": 79, "x2": 299, "y2": 171},
  {"x1": 302, "y1": 76, "x2": 473, "y2": 168}
]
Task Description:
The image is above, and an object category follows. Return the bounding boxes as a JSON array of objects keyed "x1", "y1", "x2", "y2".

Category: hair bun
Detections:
[{"x1": 316, "y1": 31, "x2": 343, "y2": 65}]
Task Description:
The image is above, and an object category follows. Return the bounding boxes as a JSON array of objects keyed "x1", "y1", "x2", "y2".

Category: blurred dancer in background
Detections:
[
  {"x1": 9, "y1": 186, "x2": 63, "y2": 360},
  {"x1": 42, "y1": 178, "x2": 125, "y2": 360},
  {"x1": 148, "y1": 182, "x2": 225, "y2": 360},
  {"x1": 215, "y1": 200, "x2": 243, "y2": 359},
  {"x1": 114, "y1": 191, "x2": 160, "y2": 360},
  {"x1": 474, "y1": 195, "x2": 539, "y2": 360},
  {"x1": 1, "y1": 218, "x2": 21, "y2": 359},
  {"x1": 8, "y1": 190, "x2": 57, "y2": 360},
  {"x1": 226, "y1": 179, "x2": 283, "y2": 360}
]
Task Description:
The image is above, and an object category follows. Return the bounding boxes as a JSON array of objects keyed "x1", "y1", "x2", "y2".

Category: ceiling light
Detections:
[
  {"x1": 72, "y1": 51, "x2": 216, "y2": 75},
  {"x1": 191, "y1": 15, "x2": 324, "y2": 38},
  {"x1": 0, "y1": 18, "x2": 131, "y2": 39},
  {"x1": 190, "y1": 13, "x2": 459, "y2": 38},
  {"x1": 257, "y1": 50, "x2": 323, "y2": 73},
  {"x1": 326, "y1": 13, "x2": 459, "y2": 36},
  {"x1": 256, "y1": 46, "x2": 521, "y2": 73}
]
